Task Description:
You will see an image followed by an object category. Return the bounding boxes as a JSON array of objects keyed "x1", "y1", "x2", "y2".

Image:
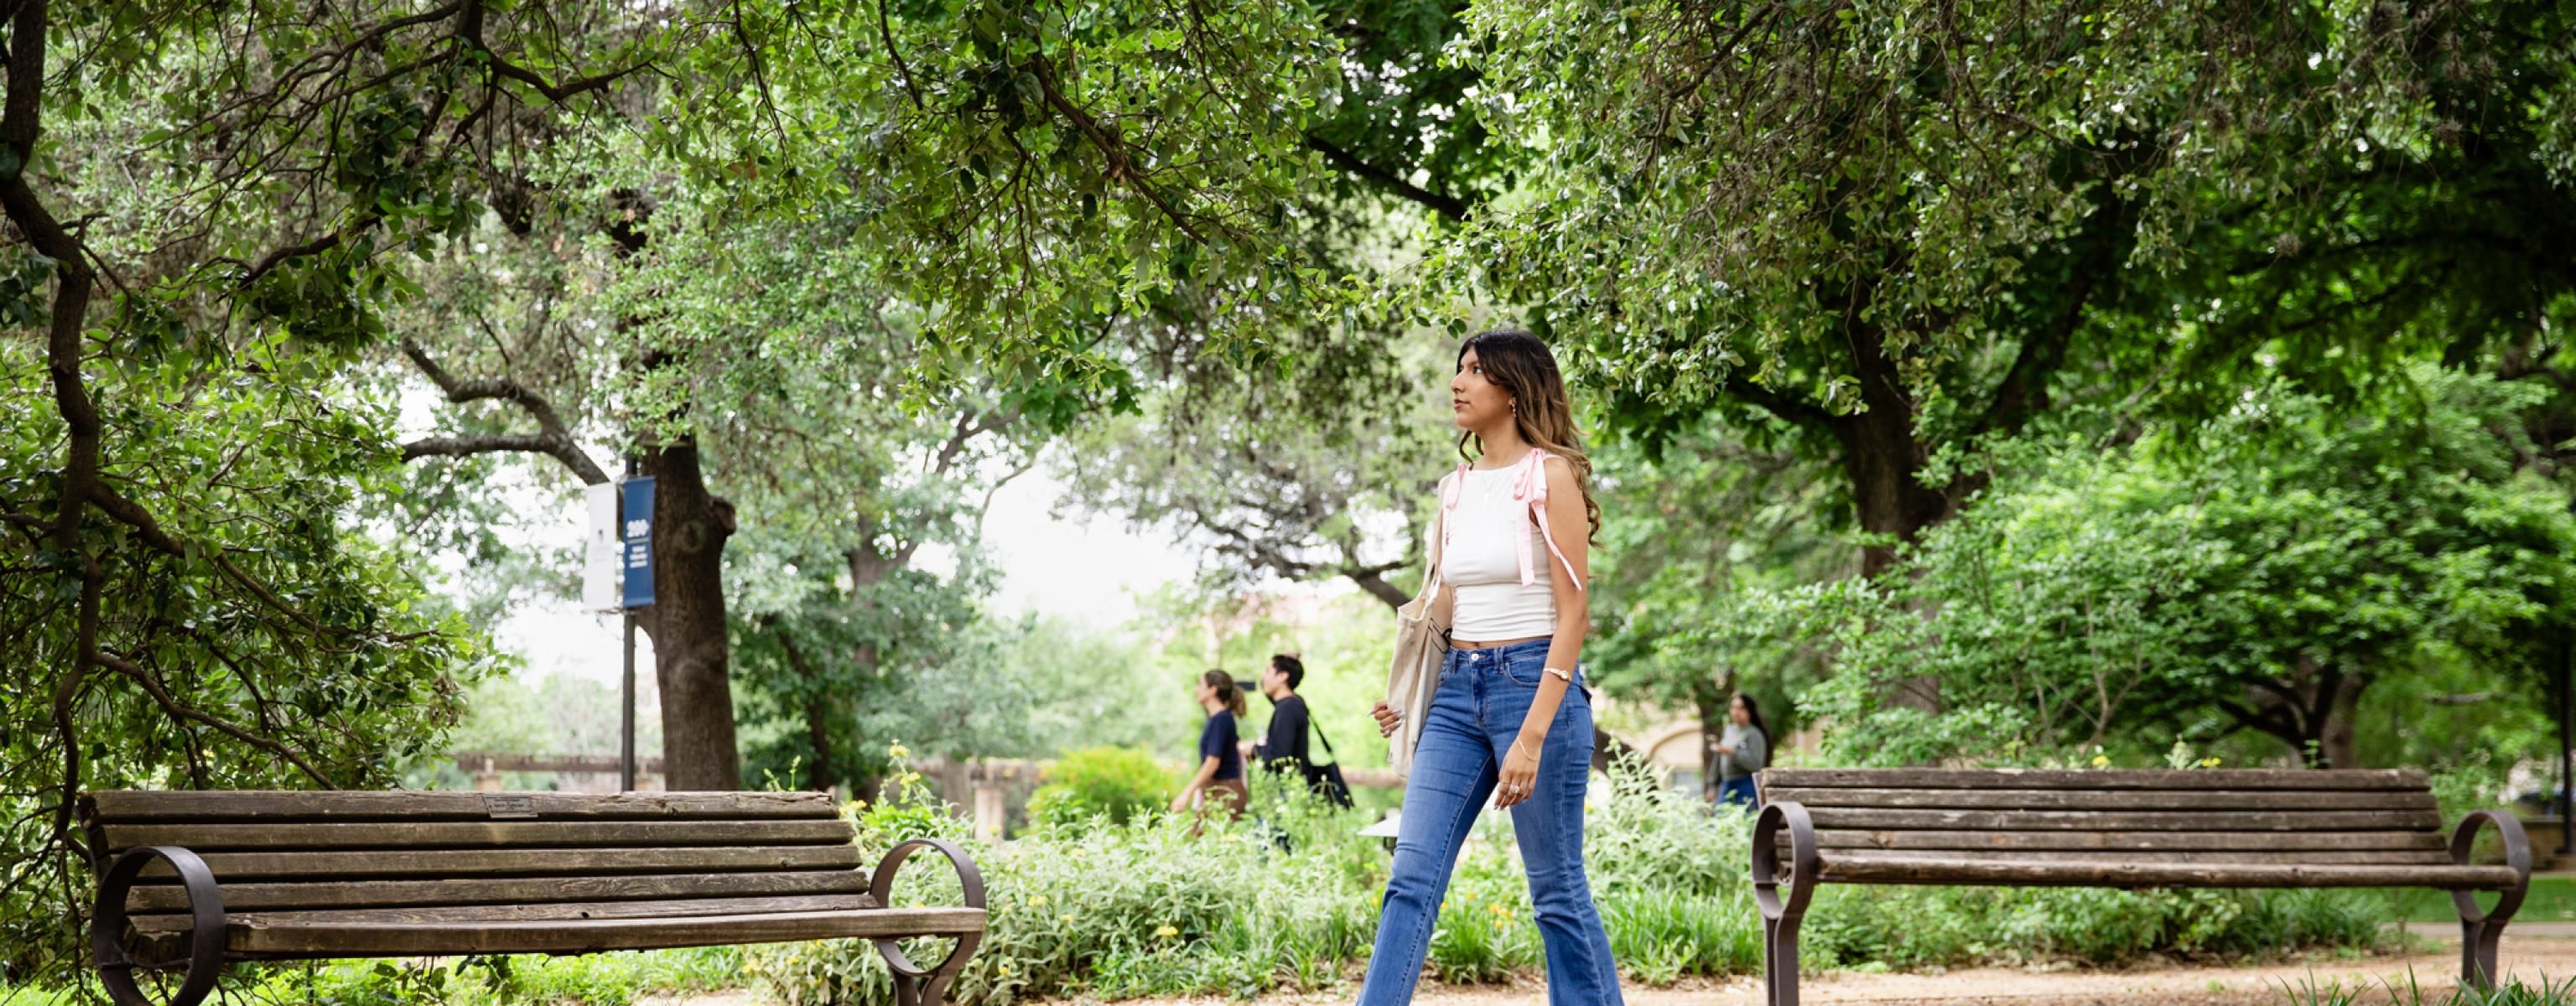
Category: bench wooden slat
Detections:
[
  {"x1": 1768, "y1": 787, "x2": 2435, "y2": 812},
  {"x1": 96, "y1": 820, "x2": 857, "y2": 853},
  {"x1": 1803, "y1": 807, "x2": 2441, "y2": 832},
  {"x1": 1811, "y1": 853, "x2": 2517, "y2": 889},
  {"x1": 1815, "y1": 829, "x2": 2448, "y2": 853},
  {"x1": 221, "y1": 907, "x2": 988, "y2": 957},
  {"x1": 124, "y1": 869, "x2": 869, "y2": 913},
  {"x1": 83, "y1": 791, "x2": 837, "y2": 823},
  {"x1": 1763, "y1": 769, "x2": 2428, "y2": 791},
  {"x1": 135, "y1": 845, "x2": 862, "y2": 881},
  {"x1": 129, "y1": 895, "x2": 883, "y2": 933},
  {"x1": 1789, "y1": 848, "x2": 2453, "y2": 866}
]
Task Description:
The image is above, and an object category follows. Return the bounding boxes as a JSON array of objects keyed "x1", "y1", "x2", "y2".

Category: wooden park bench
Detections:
[
  {"x1": 81, "y1": 791, "x2": 986, "y2": 1006},
  {"x1": 1751, "y1": 769, "x2": 2530, "y2": 1006}
]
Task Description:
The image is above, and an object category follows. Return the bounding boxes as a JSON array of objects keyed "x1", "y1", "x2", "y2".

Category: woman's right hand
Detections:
[{"x1": 1372, "y1": 701, "x2": 1404, "y2": 738}]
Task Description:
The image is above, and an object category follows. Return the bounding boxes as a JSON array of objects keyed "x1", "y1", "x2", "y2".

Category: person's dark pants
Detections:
[{"x1": 1717, "y1": 775, "x2": 1758, "y2": 810}]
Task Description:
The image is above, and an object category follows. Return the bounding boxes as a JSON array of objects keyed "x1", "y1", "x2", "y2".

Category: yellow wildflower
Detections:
[
  {"x1": 2200, "y1": 757, "x2": 2222, "y2": 768},
  {"x1": 1030, "y1": 894, "x2": 1049, "y2": 908},
  {"x1": 999, "y1": 963, "x2": 1014, "y2": 977},
  {"x1": 1156, "y1": 925, "x2": 1180, "y2": 938},
  {"x1": 888, "y1": 742, "x2": 911, "y2": 760},
  {"x1": 2090, "y1": 754, "x2": 2110, "y2": 768},
  {"x1": 1060, "y1": 913, "x2": 1076, "y2": 925}
]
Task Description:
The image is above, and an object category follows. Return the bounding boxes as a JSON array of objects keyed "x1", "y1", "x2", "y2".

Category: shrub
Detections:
[
  {"x1": 1022, "y1": 745, "x2": 1177, "y2": 831},
  {"x1": 748, "y1": 751, "x2": 2396, "y2": 1006}
]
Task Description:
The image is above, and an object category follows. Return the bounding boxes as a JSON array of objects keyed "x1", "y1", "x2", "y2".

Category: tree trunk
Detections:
[
  {"x1": 1828, "y1": 334, "x2": 1950, "y2": 713},
  {"x1": 1828, "y1": 329, "x2": 1950, "y2": 579},
  {"x1": 2317, "y1": 672, "x2": 2367, "y2": 770},
  {"x1": 1693, "y1": 679, "x2": 1727, "y2": 801},
  {"x1": 643, "y1": 436, "x2": 741, "y2": 790},
  {"x1": 777, "y1": 633, "x2": 835, "y2": 793}
]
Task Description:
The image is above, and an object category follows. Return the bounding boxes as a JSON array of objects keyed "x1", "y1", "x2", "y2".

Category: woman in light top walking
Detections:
[
  {"x1": 1366, "y1": 330, "x2": 1623, "y2": 1006},
  {"x1": 1172, "y1": 669, "x2": 1249, "y2": 822},
  {"x1": 1715, "y1": 692, "x2": 1768, "y2": 809}
]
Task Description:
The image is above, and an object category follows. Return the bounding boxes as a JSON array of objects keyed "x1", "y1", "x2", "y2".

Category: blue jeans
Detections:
[
  {"x1": 1358, "y1": 640, "x2": 1623, "y2": 1006},
  {"x1": 1717, "y1": 775, "x2": 1758, "y2": 809}
]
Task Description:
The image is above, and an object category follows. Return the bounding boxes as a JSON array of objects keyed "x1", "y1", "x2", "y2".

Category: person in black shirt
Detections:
[
  {"x1": 1244, "y1": 653, "x2": 1353, "y2": 807},
  {"x1": 1171, "y1": 669, "x2": 1248, "y2": 822},
  {"x1": 1249, "y1": 653, "x2": 1312, "y2": 772}
]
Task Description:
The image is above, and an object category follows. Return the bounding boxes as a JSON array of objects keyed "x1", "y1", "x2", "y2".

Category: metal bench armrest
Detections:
[
  {"x1": 92, "y1": 846, "x2": 226, "y2": 1006},
  {"x1": 1753, "y1": 801, "x2": 1818, "y2": 923},
  {"x1": 2449, "y1": 810, "x2": 2531, "y2": 923},
  {"x1": 870, "y1": 838, "x2": 988, "y2": 1006}
]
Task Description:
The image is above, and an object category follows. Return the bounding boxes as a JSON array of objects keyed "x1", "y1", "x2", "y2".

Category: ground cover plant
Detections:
[
  {"x1": 2281, "y1": 972, "x2": 2576, "y2": 1005},
  {"x1": 744, "y1": 751, "x2": 2400, "y2": 1006}
]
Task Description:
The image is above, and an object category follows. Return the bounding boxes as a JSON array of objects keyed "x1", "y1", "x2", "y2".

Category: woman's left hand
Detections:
[{"x1": 1496, "y1": 736, "x2": 1543, "y2": 809}]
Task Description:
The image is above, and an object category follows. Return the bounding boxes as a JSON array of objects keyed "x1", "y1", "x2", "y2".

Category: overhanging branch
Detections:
[
  {"x1": 399, "y1": 338, "x2": 610, "y2": 484},
  {"x1": 1304, "y1": 134, "x2": 1470, "y2": 223}
]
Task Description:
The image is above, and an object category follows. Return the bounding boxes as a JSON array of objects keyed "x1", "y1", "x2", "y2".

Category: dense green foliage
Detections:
[
  {"x1": 1432, "y1": 0, "x2": 2576, "y2": 573},
  {"x1": 747, "y1": 754, "x2": 2393, "y2": 1006},
  {"x1": 0, "y1": 334, "x2": 496, "y2": 972},
  {"x1": 1737, "y1": 369, "x2": 2576, "y2": 770}
]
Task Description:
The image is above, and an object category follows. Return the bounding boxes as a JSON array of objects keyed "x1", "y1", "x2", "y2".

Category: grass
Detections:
[
  {"x1": 2278, "y1": 970, "x2": 2576, "y2": 1004},
  {"x1": 2371, "y1": 877, "x2": 2576, "y2": 926},
  {"x1": 0, "y1": 948, "x2": 746, "y2": 1006}
]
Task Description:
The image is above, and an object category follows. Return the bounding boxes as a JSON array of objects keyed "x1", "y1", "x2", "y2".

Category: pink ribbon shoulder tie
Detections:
[
  {"x1": 1509, "y1": 449, "x2": 1584, "y2": 590},
  {"x1": 1438, "y1": 462, "x2": 1467, "y2": 561}
]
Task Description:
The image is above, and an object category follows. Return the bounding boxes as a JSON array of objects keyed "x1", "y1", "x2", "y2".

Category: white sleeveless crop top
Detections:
[{"x1": 1437, "y1": 451, "x2": 1583, "y2": 640}]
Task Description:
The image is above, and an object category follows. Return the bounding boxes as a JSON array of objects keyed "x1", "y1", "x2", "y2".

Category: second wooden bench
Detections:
[{"x1": 1751, "y1": 768, "x2": 2529, "y2": 1006}]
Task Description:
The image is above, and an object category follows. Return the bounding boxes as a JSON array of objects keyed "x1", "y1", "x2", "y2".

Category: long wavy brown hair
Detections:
[{"x1": 1456, "y1": 330, "x2": 1602, "y2": 543}]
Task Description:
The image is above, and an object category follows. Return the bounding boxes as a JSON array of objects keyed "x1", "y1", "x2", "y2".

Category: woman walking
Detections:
[
  {"x1": 1173, "y1": 670, "x2": 1249, "y2": 822},
  {"x1": 1367, "y1": 330, "x2": 1623, "y2": 1006},
  {"x1": 1714, "y1": 692, "x2": 1769, "y2": 809}
]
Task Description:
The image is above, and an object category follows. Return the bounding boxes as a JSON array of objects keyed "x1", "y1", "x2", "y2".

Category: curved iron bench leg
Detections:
[
  {"x1": 91, "y1": 846, "x2": 226, "y2": 1006},
  {"x1": 1752, "y1": 802, "x2": 1818, "y2": 1006},
  {"x1": 870, "y1": 838, "x2": 989, "y2": 1006},
  {"x1": 2450, "y1": 811, "x2": 2531, "y2": 991}
]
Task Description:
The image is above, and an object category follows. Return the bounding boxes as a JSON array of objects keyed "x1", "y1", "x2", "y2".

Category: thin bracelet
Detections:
[{"x1": 1544, "y1": 666, "x2": 1573, "y2": 682}]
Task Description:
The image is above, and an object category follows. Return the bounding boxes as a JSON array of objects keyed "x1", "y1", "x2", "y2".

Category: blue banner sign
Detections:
[{"x1": 621, "y1": 476, "x2": 655, "y2": 608}]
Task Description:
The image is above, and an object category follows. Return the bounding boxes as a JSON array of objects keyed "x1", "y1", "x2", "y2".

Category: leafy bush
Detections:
[
  {"x1": 1022, "y1": 745, "x2": 1177, "y2": 830},
  {"x1": 1805, "y1": 884, "x2": 2390, "y2": 970},
  {"x1": 745, "y1": 752, "x2": 2392, "y2": 1006}
]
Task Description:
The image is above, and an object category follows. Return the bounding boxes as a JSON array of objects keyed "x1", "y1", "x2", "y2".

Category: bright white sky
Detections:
[{"x1": 487, "y1": 451, "x2": 1202, "y2": 687}]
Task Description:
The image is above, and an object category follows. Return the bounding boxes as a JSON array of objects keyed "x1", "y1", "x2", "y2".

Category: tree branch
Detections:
[
  {"x1": 875, "y1": 0, "x2": 926, "y2": 112},
  {"x1": 1722, "y1": 371, "x2": 1835, "y2": 428},
  {"x1": 458, "y1": 0, "x2": 652, "y2": 103},
  {"x1": 1031, "y1": 57, "x2": 1206, "y2": 243},
  {"x1": 84, "y1": 484, "x2": 186, "y2": 557},
  {"x1": 98, "y1": 653, "x2": 335, "y2": 786},
  {"x1": 399, "y1": 338, "x2": 610, "y2": 484},
  {"x1": 1303, "y1": 133, "x2": 1470, "y2": 222}
]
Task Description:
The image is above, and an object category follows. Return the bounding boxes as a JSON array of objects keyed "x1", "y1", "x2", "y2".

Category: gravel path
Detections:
[{"x1": 1018, "y1": 936, "x2": 2576, "y2": 1006}]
